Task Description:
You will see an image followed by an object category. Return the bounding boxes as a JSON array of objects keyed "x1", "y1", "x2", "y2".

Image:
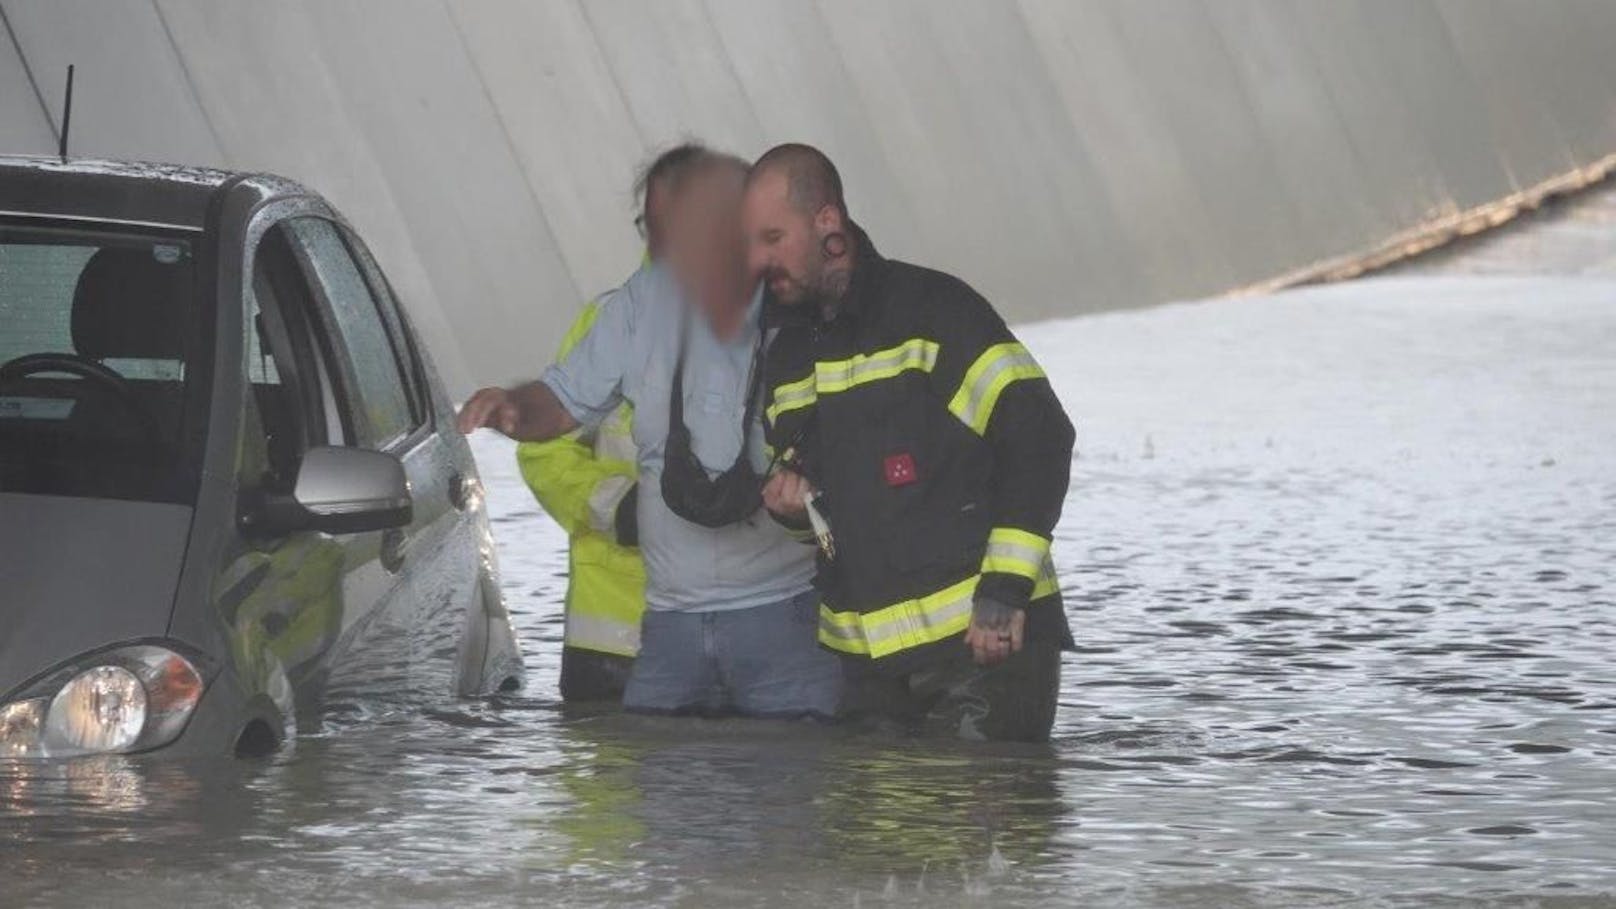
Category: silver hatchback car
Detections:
[{"x1": 0, "y1": 157, "x2": 523, "y2": 758}]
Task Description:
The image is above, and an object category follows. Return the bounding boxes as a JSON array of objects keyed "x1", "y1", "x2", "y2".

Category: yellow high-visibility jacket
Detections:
[{"x1": 517, "y1": 300, "x2": 644, "y2": 657}]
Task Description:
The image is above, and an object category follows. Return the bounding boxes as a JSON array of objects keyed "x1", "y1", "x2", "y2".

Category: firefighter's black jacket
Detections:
[{"x1": 764, "y1": 223, "x2": 1075, "y2": 676}]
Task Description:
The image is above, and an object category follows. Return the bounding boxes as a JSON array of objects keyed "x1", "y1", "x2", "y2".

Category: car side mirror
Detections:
[{"x1": 251, "y1": 446, "x2": 413, "y2": 536}]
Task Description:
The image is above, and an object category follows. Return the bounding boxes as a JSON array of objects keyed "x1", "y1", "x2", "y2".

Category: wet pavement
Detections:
[{"x1": 3, "y1": 182, "x2": 1615, "y2": 907}]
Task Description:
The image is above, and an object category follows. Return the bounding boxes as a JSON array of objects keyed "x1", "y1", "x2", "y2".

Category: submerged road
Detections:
[{"x1": 3, "y1": 182, "x2": 1614, "y2": 907}]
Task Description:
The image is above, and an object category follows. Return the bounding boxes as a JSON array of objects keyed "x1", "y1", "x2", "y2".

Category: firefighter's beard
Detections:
[
  {"x1": 801, "y1": 267, "x2": 841, "y2": 320},
  {"x1": 808, "y1": 253, "x2": 852, "y2": 319},
  {"x1": 783, "y1": 251, "x2": 850, "y2": 320},
  {"x1": 762, "y1": 265, "x2": 811, "y2": 305},
  {"x1": 763, "y1": 257, "x2": 831, "y2": 307},
  {"x1": 763, "y1": 244, "x2": 848, "y2": 318}
]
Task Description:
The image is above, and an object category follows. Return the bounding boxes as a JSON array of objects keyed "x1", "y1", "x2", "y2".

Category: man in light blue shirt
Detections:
[{"x1": 459, "y1": 147, "x2": 837, "y2": 718}]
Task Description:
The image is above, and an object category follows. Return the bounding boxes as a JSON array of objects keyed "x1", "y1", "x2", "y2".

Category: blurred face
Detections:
[
  {"x1": 743, "y1": 170, "x2": 821, "y2": 305},
  {"x1": 663, "y1": 166, "x2": 748, "y2": 325},
  {"x1": 641, "y1": 179, "x2": 672, "y2": 259}
]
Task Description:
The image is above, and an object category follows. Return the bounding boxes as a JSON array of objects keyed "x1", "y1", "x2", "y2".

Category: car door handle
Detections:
[{"x1": 380, "y1": 528, "x2": 408, "y2": 573}]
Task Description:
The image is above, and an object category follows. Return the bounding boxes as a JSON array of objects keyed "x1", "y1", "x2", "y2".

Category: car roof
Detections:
[{"x1": 0, "y1": 155, "x2": 308, "y2": 232}]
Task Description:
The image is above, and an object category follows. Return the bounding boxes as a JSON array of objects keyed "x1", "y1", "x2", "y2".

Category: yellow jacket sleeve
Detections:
[{"x1": 516, "y1": 300, "x2": 635, "y2": 538}]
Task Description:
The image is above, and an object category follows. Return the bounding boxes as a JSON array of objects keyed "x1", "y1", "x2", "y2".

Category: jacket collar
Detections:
[{"x1": 835, "y1": 221, "x2": 883, "y2": 322}]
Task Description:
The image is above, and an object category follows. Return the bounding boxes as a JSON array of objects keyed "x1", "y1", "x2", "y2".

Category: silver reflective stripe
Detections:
[
  {"x1": 861, "y1": 589, "x2": 975, "y2": 651},
  {"x1": 818, "y1": 610, "x2": 865, "y2": 644},
  {"x1": 587, "y1": 474, "x2": 636, "y2": 535},
  {"x1": 565, "y1": 611, "x2": 641, "y2": 656},
  {"x1": 820, "y1": 574, "x2": 982, "y2": 657},
  {"x1": 767, "y1": 376, "x2": 817, "y2": 422},
  {"x1": 813, "y1": 339, "x2": 938, "y2": 392},
  {"x1": 950, "y1": 344, "x2": 1044, "y2": 433},
  {"x1": 593, "y1": 403, "x2": 637, "y2": 463},
  {"x1": 982, "y1": 536, "x2": 1046, "y2": 580},
  {"x1": 984, "y1": 537, "x2": 1043, "y2": 564}
]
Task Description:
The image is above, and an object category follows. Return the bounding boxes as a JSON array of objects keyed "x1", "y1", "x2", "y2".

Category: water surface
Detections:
[{"x1": 4, "y1": 188, "x2": 1615, "y2": 907}]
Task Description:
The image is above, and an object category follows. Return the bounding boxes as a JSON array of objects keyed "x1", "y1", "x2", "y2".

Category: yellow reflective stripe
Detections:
[
  {"x1": 818, "y1": 606, "x2": 868, "y2": 655},
  {"x1": 947, "y1": 342, "x2": 1045, "y2": 435},
  {"x1": 820, "y1": 561, "x2": 1062, "y2": 658},
  {"x1": 819, "y1": 575, "x2": 976, "y2": 658},
  {"x1": 814, "y1": 339, "x2": 938, "y2": 393},
  {"x1": 981, "y1": 526, "x2": 1051, "y2": 581},
  {"x1": 766, "y1": 372, "x2": 817, "y2": 423},
  {"x1": 766, "y1": 339, "x2": 939, "y2": 424}
]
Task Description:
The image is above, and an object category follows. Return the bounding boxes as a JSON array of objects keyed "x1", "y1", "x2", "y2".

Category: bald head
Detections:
[
  {"x1": 742, "y1": 143, "x2": 855, "y2": 309},
  {"x1": 748, "y1": 143, "x2": 846, "y2": 218}
]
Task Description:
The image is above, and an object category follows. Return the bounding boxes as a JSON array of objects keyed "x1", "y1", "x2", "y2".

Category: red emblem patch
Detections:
[{"x1": 884, "y1": 452, "x2": 917, "y2": 487}]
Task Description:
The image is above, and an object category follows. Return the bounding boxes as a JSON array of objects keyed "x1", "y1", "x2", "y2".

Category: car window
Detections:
[
  {"x1": 282, "y1": 218, "x2": 416, "y2": 450},
  {"x1": 344, "y1": 231, "x2": 428, "y2": 424},
  {"x1": 240, "y1": 220, "x2": 373, "y2": 500},
  {"x1": 0, "y1": 243, "x2": 95, "y2": 361},
  {"x1": 0, "y1": 223, "x2": 204, "y2": 504},
  {"x1": 245, "y1": 283, "x2": 281, "y2": 387}
]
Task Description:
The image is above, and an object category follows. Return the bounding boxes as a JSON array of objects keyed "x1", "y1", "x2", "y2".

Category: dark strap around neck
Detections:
[{"x1": 667, "y1": 302, "x2": 767, "y2": 466}]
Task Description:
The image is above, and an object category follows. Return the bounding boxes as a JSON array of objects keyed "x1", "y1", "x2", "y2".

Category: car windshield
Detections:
[{"x1": 0, "y1": 221, "x2": 208, "y2": 504}]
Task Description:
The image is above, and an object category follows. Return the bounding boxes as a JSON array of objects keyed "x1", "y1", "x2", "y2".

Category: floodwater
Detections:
[{"x1": 4, "y1": 184, "x2": 1616, "y2": 907}]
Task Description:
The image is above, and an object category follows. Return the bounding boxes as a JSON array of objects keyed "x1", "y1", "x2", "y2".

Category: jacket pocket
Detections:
[
  {"x1": 885, "y1": 494, "x2": 985, "y2": 575},
  {"x1": 870, "y1": 390, "x2": 985, "y2": 576}
]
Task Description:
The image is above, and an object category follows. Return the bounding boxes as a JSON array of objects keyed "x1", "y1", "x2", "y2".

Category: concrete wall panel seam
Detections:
[
  {"x1": 0, "y1": 2, "x2": 55, "y2": 146},
  {"x1": 443, "y1": 0, "x2": 585, "y2": 307},
  {"x1": 149, "y1": 0, "x2": 227, "y2": 163}
]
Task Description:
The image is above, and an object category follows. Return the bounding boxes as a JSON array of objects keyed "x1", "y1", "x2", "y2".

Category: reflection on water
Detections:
[{"x1": 4, "y1": 188, "x2": 1616, "y2": 906}]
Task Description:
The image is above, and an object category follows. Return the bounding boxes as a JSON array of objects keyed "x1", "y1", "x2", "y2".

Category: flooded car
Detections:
[{"x1": 0, "y1": 157, "x2": 523, "y2": 759}]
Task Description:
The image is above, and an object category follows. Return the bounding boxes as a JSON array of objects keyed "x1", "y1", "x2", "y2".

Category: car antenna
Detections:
[{"x1": 57, "y1": 64, "x2": 75, "y2": 162}]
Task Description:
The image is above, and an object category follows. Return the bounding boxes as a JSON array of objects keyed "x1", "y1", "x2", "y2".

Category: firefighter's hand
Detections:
[
  {"x1": 762, "y1": 469, "x2": 810, "y2": 521},
  {"x1": 965, "y1": 596, "x2": 1025, "y2": 666},
  {"x1": 458, "y1": 387, "x2": 518, "y2": 436}
]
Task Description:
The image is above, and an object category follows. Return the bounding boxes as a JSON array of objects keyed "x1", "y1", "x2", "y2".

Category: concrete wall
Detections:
[{"x1": 3, "y1": 0, "x2": 1614, "y2": 394}]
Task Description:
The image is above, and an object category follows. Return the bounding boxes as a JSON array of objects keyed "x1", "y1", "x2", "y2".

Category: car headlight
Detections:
[
  {"x1": 0, "y1": 644, "x2": 206, "y2": 759},
  {"x1": 47, "y1": 665, "x2": 147, "y2": 753},
  {"x1": 0, "y1": 699, "x2": 46, "y2": 758}
]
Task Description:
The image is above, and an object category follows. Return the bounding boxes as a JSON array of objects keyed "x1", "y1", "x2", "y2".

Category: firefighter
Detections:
[{"x1": 745, "y1": 143, "x2": 1075, "y2": 742}]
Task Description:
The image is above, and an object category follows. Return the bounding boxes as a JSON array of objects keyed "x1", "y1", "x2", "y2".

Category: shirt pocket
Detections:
[
  {"x1": 685, "y1": 365, "x2": 747, "y2": 468},
  {"x1": 692, "y1": 364, "x2": 742, "y2": 418}
]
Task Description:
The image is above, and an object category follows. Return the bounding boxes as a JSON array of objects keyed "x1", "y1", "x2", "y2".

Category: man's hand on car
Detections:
[
  {"x1": 456, "y1": 382, "x2": 578, "y2": 442},
  {"x1": 457, "y1": 387, "x2": 519, "y2": 436}
]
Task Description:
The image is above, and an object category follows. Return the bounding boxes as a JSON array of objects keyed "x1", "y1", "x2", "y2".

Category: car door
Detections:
[
  {"x1": 219, "y1": 205, "x2": 406, "y2": 730},
  {"x1": 338, "y1": 226, "x2": 494, "y2": 696},
  {"x1": 276, "y1": 216, "x2": 470, "y2": 700}
]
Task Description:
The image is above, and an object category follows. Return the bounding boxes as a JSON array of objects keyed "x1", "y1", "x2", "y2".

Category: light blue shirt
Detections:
[{"x1": 540, "y1": 264, "x2": 815, "y2": 613}]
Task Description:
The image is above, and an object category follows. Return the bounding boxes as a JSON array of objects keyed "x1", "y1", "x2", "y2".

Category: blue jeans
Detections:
[{"x1": 623, "y1": 589, "x2": 841, "y2": 719}]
